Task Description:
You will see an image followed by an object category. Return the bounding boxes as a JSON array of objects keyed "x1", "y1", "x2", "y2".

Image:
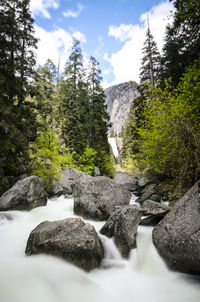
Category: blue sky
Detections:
[{"x1": 30, "y1": 0, "x2": 173, "y2": 87}]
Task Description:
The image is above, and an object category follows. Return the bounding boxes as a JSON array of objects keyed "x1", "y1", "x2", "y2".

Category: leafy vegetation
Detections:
[{"x1": 122, "y1": 0, "x2": 200, "y2": 197}]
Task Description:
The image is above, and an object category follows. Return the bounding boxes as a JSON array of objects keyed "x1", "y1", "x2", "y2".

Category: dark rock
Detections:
[
  {"x1": 113, "y1": 171, "x2": 138, "y2": 192},
  {"x1": 0, "y1": 176, "x2": 47, "y2": 211},
  {"x1": 140, "y1": 215, "x2": 165, "y2": 226},
  {"x1": 73, "y1": 176, "x2": 131, "y2": 220},
  {"x1": 100, "y1": 205, "x2": 143, "y2": 257},
  {"x1": 135, "y1": 183, "x2": 160, "y2": 204},
  {"x1": 150, "y1": 194, "x2": 162, "y2": 202},
  {"x1": 141, "y1": 200, "x2": 171, "y2": 216},
  {"x1": 100, "y1": 208, "x2": 122, "y2": 238},
  {"x1": 25, "y1": 217, "x2": 104, "y2": 272},
  {"x1": 50, "y1": 168, "x2": 91, "y2": 197},
  {"x1": 0, "y1": 174, "x2": 27, "y2": 197},
  {"x1": 153, "y1": 180, "x2": 200, "y2": 275}
]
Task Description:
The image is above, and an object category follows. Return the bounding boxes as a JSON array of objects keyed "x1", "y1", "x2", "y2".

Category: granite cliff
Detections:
[{"x1": 105, "y1": 82, "x2": 139, "y2": 136}]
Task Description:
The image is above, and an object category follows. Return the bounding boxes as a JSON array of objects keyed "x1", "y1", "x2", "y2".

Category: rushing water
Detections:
[{"x1": 0, "y1": 195, "x2": 200, "y2": 302}]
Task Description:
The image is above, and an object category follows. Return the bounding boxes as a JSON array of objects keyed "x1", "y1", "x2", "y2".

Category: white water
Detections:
[
  {"x1": 108, "y1": 137, "x2": 119, "y2": 159},
  {"x1": 0, "y1": 195, "x2": 200, "y2": 302}
]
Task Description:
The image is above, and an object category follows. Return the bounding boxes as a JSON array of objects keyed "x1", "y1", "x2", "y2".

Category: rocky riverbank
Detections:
[{"x1": 0, "y1": 168, "x2": 200, "y2": 275}]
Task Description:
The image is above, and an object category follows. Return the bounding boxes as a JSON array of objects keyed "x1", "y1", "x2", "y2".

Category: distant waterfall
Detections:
[{"x1": 108, "y1": 138, "x2": 119, "y2": 160}]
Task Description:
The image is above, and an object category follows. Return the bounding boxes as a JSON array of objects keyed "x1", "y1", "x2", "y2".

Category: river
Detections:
[{"x1": 0, "y1": 195, "x2": 200, "y2": 302}]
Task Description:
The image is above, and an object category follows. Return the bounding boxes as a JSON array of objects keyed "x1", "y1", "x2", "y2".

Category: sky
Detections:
[{"x1": 30, "y1": 0, "x2": 174, "y2": 87}]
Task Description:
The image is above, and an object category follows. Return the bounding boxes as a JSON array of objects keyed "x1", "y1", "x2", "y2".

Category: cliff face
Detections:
[{"x1": 104, "y1": 82, "x2": 139, "y2": 136}]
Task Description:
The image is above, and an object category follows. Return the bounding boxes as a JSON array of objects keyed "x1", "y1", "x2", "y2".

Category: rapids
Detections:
[{"x1": 0, "y1": 195, "x2": 200, "y2": 302}]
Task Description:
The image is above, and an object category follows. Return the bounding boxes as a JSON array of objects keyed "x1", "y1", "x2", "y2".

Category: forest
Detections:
[
  {"x1": 0, "y1": 0, "x2": 200, "y2": 198},
  {"x1": 122, "y1": 0, "x2": 200, "y2": 198},
  {"x1": 0, "y1": 0, "x2": 114, "y2": 193}
]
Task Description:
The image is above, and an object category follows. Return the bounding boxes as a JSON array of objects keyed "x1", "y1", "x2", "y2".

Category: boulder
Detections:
[
  {"x1": 113, "y1": 171, "x2": 138, "y2": 192},
  {"x1": 52, "y1": 168, "x2": 91, "y2": 196},
  {"x1": 153, "y1": 180, "x2": 200, "y2": 275},
  {"x1": 135, "y1": 183, "x2": 161, "y2": 204},
  {"x1": 100, "y1": 205, "x2": 143, "y2": 257},
  {"x1": 73, "y1": 176, "x2": 131, "y2": 220},
  {"x1": 139, "y1": 200, "x2": 171, "y2": 226},
  {"x1": 140, "y1": 215, "x2": 164, "y2": 226},
  {"x1": 141, "y1": 200, "x2": 171, "y2": 216},
  {"x1": 25, "y1": 217, "x2": 104, "y2": 272},
  {"x1": 0, "y1": 176, "x2": 47, "y2": 211},
  {"x1": 50, "y1": 168, "x2": 91, "y2": 197}
]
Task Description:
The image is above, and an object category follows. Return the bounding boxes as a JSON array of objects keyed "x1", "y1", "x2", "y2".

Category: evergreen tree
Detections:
[
  {"x1": 87, "y1": 56, "x2": 110, "y2": 152},
  {"x1": 0, "y1": 0, "x2": 37, "y2": 176},
  {"x1": 87, "y1": 56, "x2": 113, "y2": 175},
  {"x1": 139, "y1": 22, "x2": 160, "y2": 85},
  {"x1": 122, "y1": 83, "x2": 149, "y2": 159},
  {"x1": 31, "y1": 59, "x2": 57, "y2": 129},
  {"x1": 60, "y1": 38, "x2": 90, "y2": 154},
  {"x1": 160, "y1": 0, "x2": 200, "y2": 86}
]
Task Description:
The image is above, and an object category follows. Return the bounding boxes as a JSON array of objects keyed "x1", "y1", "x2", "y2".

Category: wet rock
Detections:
[
  {"x1": 135, "y1": 183, "x2": 160, "y2": 204},
  {"x1": 140, "y1": 215, "x2": 165, "y2": 226},
  {"x1": 100, "y1": 205, "x2": 143, "y2": 257},
  {"x1": 73, "y1": 176, "x2": 131, "y2": 220},
  {"x1": 141, "y1": 200, "x2": 171, "y2": 216},
  {"x1": 113, "y1": 171, "x2": 138, "y2": 192},
  {"x1": 153, "y1": 180, "x2": 200, "y2": 275},
  {"x1": 0, "y1": 176, "x2": 47, "y2": 211},
  {"x1": 51, "y1": 168, "x2": 91, "y2": 197},
  {"x1": 25, "y1": 217, "x2": 104, "y2": 272}
]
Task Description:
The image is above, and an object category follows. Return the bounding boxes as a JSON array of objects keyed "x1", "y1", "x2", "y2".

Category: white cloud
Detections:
[
  {"x1": 106, "y1": 1, "x2": 174, "y2": 84},
  {"x1": 30, "y1": 0, "x2": 59, "y2": 19},
  {"x1": 62, "y1": 3, "x2": 84, "y2": 18},
  {"x1": 34, "y1": 25, "x2": 86, "y2": 70}
]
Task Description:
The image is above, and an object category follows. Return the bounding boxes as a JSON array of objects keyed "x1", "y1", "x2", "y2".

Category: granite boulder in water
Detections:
[
  {"x1": 25, "y1": 217, "x2": 104, "y2": 272},
  {"x1": 73, "y1": 176, "x2": 131, "y2": 220},
  {"x1": 0, "y1": 176, "x2": 47, "y2": 211},
  {"x1": 100, "y1": 205, "x2": 143, "y2": 257},
  {"x1": 153, "y1": 180, "x2": 200, "y2": 275}
]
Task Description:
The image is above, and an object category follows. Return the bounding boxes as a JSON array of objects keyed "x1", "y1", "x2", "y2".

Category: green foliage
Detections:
[
  {"x1": 122, "y1": 83, "x2": 149, "y2": 158},
  {"x1": 77, "y1": 147, "x2": 97, "y2": 175},
  {"x1": 31, "y1": 59, "x2": 57, "y2": 130},
  {"x1": 160, "y1": 0, "x2": 200, "y2": 86},
  {"x1": 29, "y1": 130, "x2": 76, "y2": 192},
  {"x1": 0, "y1": 0, "x2": 38, "y2": 177},
  {"x1": 137, "y1": 58, "x2": 200, "y2": 193},
  {"x1": 97, "y1": 149, "x2": 115, "y2": 178}
]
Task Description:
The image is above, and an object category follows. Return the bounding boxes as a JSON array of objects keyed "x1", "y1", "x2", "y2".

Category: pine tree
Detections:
[
  {"x1": 139, "y1": 20, "x2": 160, "y2": 85},
  {"x1": 31, "y1": 59, "x2": 57, "y2": 129},
  {"x1": 0, "y1": 0, "x2": 37, "y2": 176},
  {"x1": 60, "y1": 38, "x2": 89, "y2": 154},
  {"x1": 160, "y1": 0, "x2": 200, "y2": 86},
  {"x1": 87, "y1": 56, "x2": 110, "y2": 152}
]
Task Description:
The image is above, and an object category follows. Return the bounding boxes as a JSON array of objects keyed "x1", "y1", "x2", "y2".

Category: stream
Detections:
[{"x1": 0, "y1": 195, "x2": 200, "y2": 302}]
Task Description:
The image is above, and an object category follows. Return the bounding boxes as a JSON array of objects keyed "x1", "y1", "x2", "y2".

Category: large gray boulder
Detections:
[
  {"x1": 25, "y1": 217, "x2": 104, "y2": 272},
  {"x1": 73, "y1": 176, "x2": 131, "y2": 220},
  {"x1": 0, "y1": 176, "x2": 47, "y2": 211},
  {"x1": 113, "y1": 171, "x2": 138, "y2": 192},
  {"x1": 153, "y1": 180, "x2": 200, "y2": 275},
  {"x1": 52, "y1": 168, "x2": 91, "y2": 196},
  {"x1": 100, "y1": 205, "x2": 143, "y2": 257}
]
